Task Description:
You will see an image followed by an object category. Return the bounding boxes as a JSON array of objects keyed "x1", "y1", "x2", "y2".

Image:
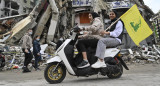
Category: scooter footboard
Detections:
[{"x1": 46, "y1": 56, "x2": 62, "y2": 64}]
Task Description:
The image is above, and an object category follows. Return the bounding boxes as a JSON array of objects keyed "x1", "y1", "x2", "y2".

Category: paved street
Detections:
[{"x1": 0, "y1": 64, "x2": 160, "y2": 86}]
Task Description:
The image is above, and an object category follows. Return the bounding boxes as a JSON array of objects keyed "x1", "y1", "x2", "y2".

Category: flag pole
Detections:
[{"x1": 105, "y1": 17, "x2": 121, "y2": 31}]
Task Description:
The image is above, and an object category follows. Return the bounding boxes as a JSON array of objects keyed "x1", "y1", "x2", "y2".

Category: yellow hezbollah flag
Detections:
[{"x1": 120, "y1": 4, "x2": 153, "y2": 46}]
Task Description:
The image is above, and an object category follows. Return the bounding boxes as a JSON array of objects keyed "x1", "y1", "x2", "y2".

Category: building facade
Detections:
[{"x1": 0, "y1": 0, "x2": 36, "y2": 18}]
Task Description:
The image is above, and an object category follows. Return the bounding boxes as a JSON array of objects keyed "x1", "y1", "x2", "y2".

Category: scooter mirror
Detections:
[{"x1": 73, "y1": 26, "x2": 80, "y2": 32}]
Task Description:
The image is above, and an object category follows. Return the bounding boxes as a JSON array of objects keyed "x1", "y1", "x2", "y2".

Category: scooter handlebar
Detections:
[{"x1": 73, "y1": 26, "x2": 81, "y2": 32}]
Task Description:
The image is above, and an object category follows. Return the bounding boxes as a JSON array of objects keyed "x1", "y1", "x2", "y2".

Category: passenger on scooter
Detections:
[
  {"x1": 91, "y1": 10, "x2": 124, "y2": 68},
  {"x1": 76, "y1": 12, "x2": 103, "y2": 68}
]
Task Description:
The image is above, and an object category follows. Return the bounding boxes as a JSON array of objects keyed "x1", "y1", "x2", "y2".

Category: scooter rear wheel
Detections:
[
  {"x1": 44, "y1": 62, "x2": 66, "y2": 84},
  {"x1": 107, "y1": 62, "x2": 123, "y2": 79}
]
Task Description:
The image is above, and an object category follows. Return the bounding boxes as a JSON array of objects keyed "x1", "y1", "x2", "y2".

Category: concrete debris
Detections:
[
  {"x1": 33, "y1": 5, "x2": 52, "y2": 38},
  {"x1": 0, "y1": 14, "x2": 27, "y2": 36},
  {"x1": 1, "y1": 0, "x2": 47, "y2": 45},
  {"x1": 121, "y1": 45, "x2": 160, "y2": 64},
  {"x1": 47, "y1": 0, "x2": 59, "y2": 42},
  {"x1": 6, "y1": 16, "x2": 32, "y2": 44}
]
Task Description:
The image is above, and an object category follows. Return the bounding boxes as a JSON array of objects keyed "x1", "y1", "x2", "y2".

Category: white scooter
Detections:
[{"x1": 44, "y1": 26, "x2": 129, "y2": 84}]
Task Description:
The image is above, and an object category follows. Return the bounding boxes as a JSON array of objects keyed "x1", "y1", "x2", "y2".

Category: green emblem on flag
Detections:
[{"x1": 130, "y1": 17, "x2": 141, "y2": 32}]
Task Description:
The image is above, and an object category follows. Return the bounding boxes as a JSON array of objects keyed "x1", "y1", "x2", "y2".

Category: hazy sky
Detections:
[{"x1": 143, "y1": 0, "x2": 160, "y2": 13}]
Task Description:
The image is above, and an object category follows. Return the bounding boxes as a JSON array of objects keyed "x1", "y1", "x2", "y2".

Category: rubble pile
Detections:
[
  {"x1": 0, "y1": 44, "x2": 51, "y2": 70},
  {"x1": 121, "y1": 45, "x2": 160, "y2": 64},
  {"x1": 0, "y1": 14, "x2": 27, "y2": 36}
]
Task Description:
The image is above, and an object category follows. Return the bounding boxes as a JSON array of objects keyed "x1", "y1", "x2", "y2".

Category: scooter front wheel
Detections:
[{"x1": 44, "y1": 62, "x2": 66, "y2": 84}]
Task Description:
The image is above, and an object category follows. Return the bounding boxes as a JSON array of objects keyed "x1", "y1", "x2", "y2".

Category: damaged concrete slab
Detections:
[
  {"x1": 33, "y1": 4, "x2": 52, "y2": 38},
  {"x1": 6, "y1": 16, "x2": 33, "y2": 44},
  {"x1": 47, "y1": 0, "x2": 59, "y2": 42}
]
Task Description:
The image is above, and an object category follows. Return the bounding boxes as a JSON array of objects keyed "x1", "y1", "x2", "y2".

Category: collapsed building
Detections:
[
  {"x1": 0, "y1": 0, "x2": 155, "y2": 49},
  {"x1": 0, "y1": 0, "x2": 37, "y2": 41}
]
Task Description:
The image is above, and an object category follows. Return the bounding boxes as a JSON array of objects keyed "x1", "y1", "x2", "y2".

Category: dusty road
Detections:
[{"x1": 0, "y1": 64, "x2": 160, "y2": 86}]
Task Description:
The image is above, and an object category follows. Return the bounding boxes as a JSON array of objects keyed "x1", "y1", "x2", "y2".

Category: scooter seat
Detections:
[{"x1": 106, "y1": 43, "x2": 124, "y2": 48}]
